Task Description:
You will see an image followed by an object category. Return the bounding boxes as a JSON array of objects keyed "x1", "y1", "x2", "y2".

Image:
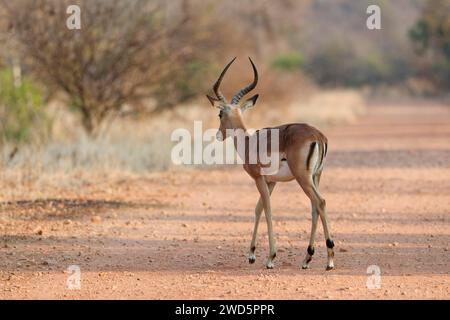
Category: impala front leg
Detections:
[
  {"x1": 254, "y1": 177, "x2": 276, "y2": 269},
  {"x1": 248, "y1": 182, "x2": 276, "y2": 264}
]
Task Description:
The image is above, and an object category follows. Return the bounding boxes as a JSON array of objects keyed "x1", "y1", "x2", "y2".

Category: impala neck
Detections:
[
  {"x1": 230, "y1": 114, "x2": 252, "y2": 161},
  {"x1": 231, "y1": 113, "x2": 251, "y2": 144},
  {"x1": 230, "y1": 109, "x2": 249, "y2": 134}
]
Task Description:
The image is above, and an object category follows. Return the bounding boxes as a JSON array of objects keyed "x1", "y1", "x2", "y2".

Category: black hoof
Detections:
[
  {"x1": 326, "y1": 266, "x2": 334, "y2": 271},
  {"x1": 248, "y1": 257, "x2": 256, "y2": 264},
  {"x1": 266, "y1": 264, "x2": 274, "y2": 270}
]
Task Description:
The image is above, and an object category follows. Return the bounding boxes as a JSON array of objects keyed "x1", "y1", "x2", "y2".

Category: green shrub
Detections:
[
  {"x1": 304, "y1": 44, "x2": 355, "y2": 86},
  {"x1": 271, "y1": 52, "x2": 304, "y2": 72},
  {"x1": 409, "y1": 0, "x2": 450, "y2": 90},
  {"x1": 0, "y1": 68, "x2": 50, "y2": 143},
  {"x1": 431, "y1": 60, "x2": 450, "y2": 89},
  {"x1": 304, "y1": 43, "x2": 410, "y2": 87}
]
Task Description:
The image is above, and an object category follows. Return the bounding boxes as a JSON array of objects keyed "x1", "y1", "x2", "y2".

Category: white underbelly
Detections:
[{"x1": 264, "y1": 160, "x2": 295, "y2": 182}]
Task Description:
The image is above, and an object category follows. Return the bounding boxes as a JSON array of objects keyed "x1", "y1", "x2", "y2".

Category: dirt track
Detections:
[{"x1": 1, "y1": 101, "x2": 449, "y2": 299}]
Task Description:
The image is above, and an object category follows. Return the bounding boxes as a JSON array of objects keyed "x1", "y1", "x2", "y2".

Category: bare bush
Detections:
[{"x1": 3, "y1": 0, "x2": 193, "y2": 135}]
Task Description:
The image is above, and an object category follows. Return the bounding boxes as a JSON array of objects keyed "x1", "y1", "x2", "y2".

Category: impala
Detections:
[{"x1": 206, "y1": 57, "x2": 335, "y2": 270}]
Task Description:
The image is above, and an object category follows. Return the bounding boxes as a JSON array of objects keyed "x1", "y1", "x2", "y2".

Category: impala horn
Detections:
[
  {"x1": 212, "y1": 57, "x2": 236, "y2": 103},
  {"x1": 231, "y1": 57, "x2": 258, "y2": 105}
]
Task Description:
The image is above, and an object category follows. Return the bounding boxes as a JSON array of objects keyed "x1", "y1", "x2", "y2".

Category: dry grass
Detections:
[
  {"x1": 246, "y1": 89, "x2": 366, "y2": 128},
  {"x1": 0, "y1": 89, "x2": 366, "y2": 198}
]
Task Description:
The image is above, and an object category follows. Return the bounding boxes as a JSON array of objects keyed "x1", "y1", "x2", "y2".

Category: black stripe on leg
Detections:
[
  {"x1": 326, "y1": 239, "x2": 335, "y2": 249},
  {"x1": 250, "y1": 246, "x2": 256, "y2": 253},
  {"x1": 307, "y1": 245, "x2": 315, "y2": 256},
  {"x1": 306, "y1": 142, "x2": 317, "y2": 171}
]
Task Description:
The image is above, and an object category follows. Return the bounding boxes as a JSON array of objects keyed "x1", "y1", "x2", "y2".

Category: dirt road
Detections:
[{"x1": 1, "y1": 101, "x2": 449, "y2": 299}]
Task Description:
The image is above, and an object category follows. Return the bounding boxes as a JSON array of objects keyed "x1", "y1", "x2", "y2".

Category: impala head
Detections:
[{"x1": 206, "y1": 57, "x2": 259, "y2": 141}]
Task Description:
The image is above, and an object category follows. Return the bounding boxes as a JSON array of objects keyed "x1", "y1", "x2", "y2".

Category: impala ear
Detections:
[
  {"x1": 240, "y1": 94, "x2": 259, "y2": 112},
  {"x1": 206, "y1": 94, "x2": 219, "y2": 106}
]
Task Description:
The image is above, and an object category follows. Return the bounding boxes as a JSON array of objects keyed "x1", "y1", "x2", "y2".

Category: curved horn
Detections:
[
  {"x1": 213, "y1": 57, "x2": 236, "y2": 102},
  {"x1": 231, "y1": 57, "x2": 258, "y2": 105}
]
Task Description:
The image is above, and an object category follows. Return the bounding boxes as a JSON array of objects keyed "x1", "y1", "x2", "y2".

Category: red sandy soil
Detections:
[{"x1": 1, "y1": 101, "x2": 449, "y2": 299}]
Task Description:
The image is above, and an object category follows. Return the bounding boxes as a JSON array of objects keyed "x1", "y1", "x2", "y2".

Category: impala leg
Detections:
[
  {"x1": 254, "y1": 177, "x2": 276, "y2": 269},
  {"x1": 301, "y1": 203, "x2": 319, "y2": 269},
  {"x1": 296, "y1": 173, "x2": 335, "y2": 271},
  {"x1": 249, "y1": 182, "x2": 276, "y2": 264},
  {"x1": 302, "y1": 172, "x2": 321, "y2": 269},
  {"x1": 317, "y1": 195, "x2": 335, "y2": 271},
  {"x1": 312, "y1": 179, "x2": 335, "y2": 271}
]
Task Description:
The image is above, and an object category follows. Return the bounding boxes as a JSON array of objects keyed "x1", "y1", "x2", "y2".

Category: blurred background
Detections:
[
  {"x1": 0, "y1": 0, "x2": 449, "y2": 175},
  {"x1": 1, "y1": 1, "x2": 449, "y2": 300}
]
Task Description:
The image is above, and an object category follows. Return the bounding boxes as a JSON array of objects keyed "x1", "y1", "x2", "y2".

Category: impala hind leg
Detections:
[
  {"x1": 301, "y1": 172, "x2": 321, "y2": 269},
  {"x1": 301, "y1": 202, "x2": 319, "y2": 269},
  {"x1": 254, "y1": 177, "x2": 277, "y2": 269},
  {"x1": 249, "y1": 182, "x2": 276, "y2": 264},
  {"x1": 296, "y1": 174, "x2": 335, "y2": 271}
]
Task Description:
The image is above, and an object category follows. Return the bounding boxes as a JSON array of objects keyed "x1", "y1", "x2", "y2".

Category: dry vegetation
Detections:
[
  {"x1": 0, "y1": 88, "x2": 366, "y2": 200},
  {"x1": 0, "y1": 0, "x2": 447, "y2": 218}
]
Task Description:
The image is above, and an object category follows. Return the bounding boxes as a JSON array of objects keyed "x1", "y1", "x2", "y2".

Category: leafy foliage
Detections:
[
  {"x1": 409, "y1": 0, "x2": 450, "y2": 89},
  {"x1": 0, "y1": 68, "x2": 50, "y2": 143},
  {"x1": 271, "y1": 53, "x2": 304, "y2": 72}
]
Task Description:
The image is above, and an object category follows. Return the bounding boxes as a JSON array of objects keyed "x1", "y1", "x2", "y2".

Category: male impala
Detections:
[{"x1": 206, "y1": 57, "x2": 335, "y2": 270}]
